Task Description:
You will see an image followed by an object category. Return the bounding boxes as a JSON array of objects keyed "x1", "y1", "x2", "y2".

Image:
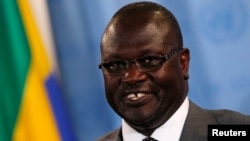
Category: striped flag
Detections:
[{"x1": 0, "y1": 0, "x2": 75, "y2": 141}]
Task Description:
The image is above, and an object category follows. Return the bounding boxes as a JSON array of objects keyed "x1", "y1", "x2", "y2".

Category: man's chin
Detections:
[{"x1": 125, "y1": 115, "x2": 156, "y2": 127}]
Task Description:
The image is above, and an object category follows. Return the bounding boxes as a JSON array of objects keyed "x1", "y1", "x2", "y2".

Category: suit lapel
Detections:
[{"x1": 179, "y1": 100, "x2": 217, "y2": 141}]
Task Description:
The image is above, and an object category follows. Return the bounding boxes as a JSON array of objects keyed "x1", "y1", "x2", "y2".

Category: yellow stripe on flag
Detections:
[{"x1": 13, "y1": 0, "x2": 61, "y2": 140}]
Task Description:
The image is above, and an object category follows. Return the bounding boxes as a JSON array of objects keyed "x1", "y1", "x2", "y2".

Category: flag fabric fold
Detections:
[{"x1": 0, "y1": 0, "x2": 74, "y2": 141}]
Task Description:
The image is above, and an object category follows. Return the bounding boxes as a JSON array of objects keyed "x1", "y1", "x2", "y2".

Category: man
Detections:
[{"x1": 97, "y1": 1, "x2": 250, "y2": 141}]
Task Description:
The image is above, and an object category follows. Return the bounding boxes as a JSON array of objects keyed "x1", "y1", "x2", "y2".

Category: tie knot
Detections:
[{"x1": 142, "y1": 137, "x2": 158, "y2": 141}]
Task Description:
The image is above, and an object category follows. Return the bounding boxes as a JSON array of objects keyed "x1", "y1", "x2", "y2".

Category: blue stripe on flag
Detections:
[{"x1": 45, "y1": 73, "x2": 76, "y2": 141}]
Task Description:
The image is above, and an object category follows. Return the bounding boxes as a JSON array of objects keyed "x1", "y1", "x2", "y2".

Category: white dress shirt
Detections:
[{"x1": 122, "y1": 97, "x2": 189, "y2": 141}]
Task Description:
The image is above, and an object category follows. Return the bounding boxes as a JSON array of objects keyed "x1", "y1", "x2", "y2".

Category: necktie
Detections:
[{"x1": 142, "y1": 137, "x2": 158, "y2": 141}]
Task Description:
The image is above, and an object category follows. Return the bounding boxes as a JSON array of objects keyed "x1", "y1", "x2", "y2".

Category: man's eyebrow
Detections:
[
  {"x1": 102, "y1": 54, "x2": 124, "y2": 61},
  {"x1": 104, "y1": 49, "x2": 162, "y2": 61}
]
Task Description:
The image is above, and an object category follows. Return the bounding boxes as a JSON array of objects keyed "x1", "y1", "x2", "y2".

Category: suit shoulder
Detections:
[
  {"x1": 210, "y1": 109, "x2": 250, "y2": 124},
  {"x1": 189, "y1": 100, "x2": 250, "y2": 124},
  {"x1": 96, "y1": 128, "x2": 121, "y2": 141}
]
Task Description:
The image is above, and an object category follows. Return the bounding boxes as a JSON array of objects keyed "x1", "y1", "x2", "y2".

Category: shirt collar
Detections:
[{"x1": 122, "y1": 97, "x2": 189, "y2": 141}]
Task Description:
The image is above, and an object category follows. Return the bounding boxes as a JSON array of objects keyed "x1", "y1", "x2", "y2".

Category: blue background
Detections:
[{"x1": 46, "y1": 0, "x2": 250, "y2": 140}]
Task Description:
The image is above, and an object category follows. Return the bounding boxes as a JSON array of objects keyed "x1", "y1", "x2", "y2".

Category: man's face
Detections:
[{"x1": 100, "y1": 16, "x2": 189, "y2": 131}]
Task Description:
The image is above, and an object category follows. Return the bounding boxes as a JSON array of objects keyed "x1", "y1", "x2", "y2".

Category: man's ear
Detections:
[{"x1": 180, "y1": 48, "x2": 190, "y2": 80}]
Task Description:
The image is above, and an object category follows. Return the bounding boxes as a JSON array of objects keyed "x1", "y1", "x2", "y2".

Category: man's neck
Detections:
[{"x1": 122, "y1": 97, "x2": 189, "y2": 141}]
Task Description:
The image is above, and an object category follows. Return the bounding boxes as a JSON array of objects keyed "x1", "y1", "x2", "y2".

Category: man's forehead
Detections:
[{"x1": 103, "y1": 19, "x2": 171, "y2": 44}]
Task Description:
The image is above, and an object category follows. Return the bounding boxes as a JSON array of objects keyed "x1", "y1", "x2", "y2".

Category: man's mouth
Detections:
[
  {"x1": 127, "y1": 93, "x2": 146, "y2": 100},
  {"x1": 122, "y1": 92, "x2": 154, "y2": 106}
]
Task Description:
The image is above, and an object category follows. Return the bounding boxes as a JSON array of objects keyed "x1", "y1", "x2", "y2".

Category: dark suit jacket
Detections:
[{"x1": 96, "y1": 100, "x2": 250, "y2": 141}]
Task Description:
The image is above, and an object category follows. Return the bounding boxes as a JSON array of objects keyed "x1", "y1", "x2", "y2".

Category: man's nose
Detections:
[{"x1": 121, "y1": 63, "x2": 147, "y2": 84}]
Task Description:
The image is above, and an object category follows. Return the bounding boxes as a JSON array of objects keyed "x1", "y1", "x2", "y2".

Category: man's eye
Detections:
[
  {"x1": 104, "y1": 61, "x2": 126, "y2": 70},
  {"x1": 138, "y1": 56, "x2": 161, "y2": 66}
]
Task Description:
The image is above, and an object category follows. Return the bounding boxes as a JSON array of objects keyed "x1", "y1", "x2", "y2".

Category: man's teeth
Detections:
[{"x1": 127, "y1": 93, "x2": 146, "y2": 100}]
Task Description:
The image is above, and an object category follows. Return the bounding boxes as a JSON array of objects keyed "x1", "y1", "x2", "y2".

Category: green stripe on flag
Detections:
[{"x1": 0, "y1": 0, "x2": 31, "y2": 141}]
